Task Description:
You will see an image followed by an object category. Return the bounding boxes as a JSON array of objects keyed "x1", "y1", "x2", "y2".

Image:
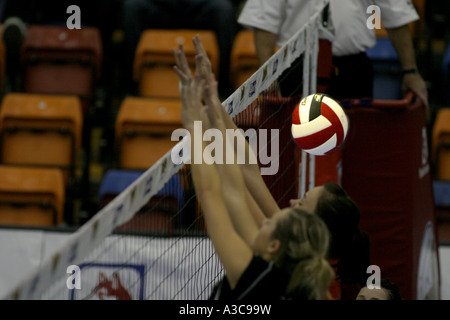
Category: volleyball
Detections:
[{"x1": 291, "y1": 94, "x2": 349, "y2": 156}]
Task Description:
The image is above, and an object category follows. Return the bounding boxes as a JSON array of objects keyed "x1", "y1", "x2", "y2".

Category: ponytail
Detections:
[
  {"x1": 272, "y1": 208, "x2": 335, "y2": 300},
  {"x1": 286, "y1": 256, "x2": 335, "y2": 300}
]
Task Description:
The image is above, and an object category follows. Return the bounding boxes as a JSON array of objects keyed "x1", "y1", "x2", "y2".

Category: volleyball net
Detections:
[{"x1": 3, "y1": 0, "x2": 329, "y2": 300}]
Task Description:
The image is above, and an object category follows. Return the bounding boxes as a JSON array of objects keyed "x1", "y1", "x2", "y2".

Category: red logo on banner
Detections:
[{"x1": 89, "y1": 272, "x2": 132, "y2": 300}]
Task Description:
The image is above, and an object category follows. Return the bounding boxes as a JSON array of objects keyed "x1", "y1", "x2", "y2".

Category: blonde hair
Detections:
[{"x1": 272, "y1": 208, "x2": 335, "y2": 300}]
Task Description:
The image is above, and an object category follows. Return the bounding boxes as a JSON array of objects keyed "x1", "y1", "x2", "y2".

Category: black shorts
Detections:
[{"x1": 327, "y1": 52, "x2": 374, "y2": 100}]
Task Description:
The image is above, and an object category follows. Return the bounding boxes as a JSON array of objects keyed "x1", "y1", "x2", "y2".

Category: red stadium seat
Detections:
[{"x1": 21, "y1": 25, "x2": 102, "y2": 114}]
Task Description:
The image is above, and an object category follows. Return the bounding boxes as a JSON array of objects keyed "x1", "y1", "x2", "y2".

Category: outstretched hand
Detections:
[
  {"x1": 193, "y1": 35, "x2": 214, "y2": 81},
  {"x1": 192, "y1": 35, "x2": 228, "y2": 125},
  {"x1": 173, "y1": 44, "x2": 192, "y2": 86},
  {"x1": 174, "y1": 35, "x2": 224, "y2": 131},
  {"x1": 173, "y1": 44, "x2": 204, "y2": 130},
  {"x1": 402, "y1": 73, "x2": 429, "y2": 108},
  {"x1": 173, "y1": 35, "x2": 215, "y2": 89}
]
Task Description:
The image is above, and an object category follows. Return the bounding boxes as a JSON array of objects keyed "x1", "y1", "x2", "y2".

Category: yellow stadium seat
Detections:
[
  {"x1": 432, "y1": 108, "x2": 450, "y2": 180},
  {"x1": 115, "y1": 97, "x2": 182, "y2": 170},
  {"x1": 133, "y1": 29, "x2": 219, "y2": 98},
  {"x1": 0, "y1": 24, "x2": 5, "y2": 89},
  {"x1": 0, "y1": 165, "x2": 65, "y2": 226},
  {"x1": 0, "y1": 93, "x2": 83, "y2": 185}
]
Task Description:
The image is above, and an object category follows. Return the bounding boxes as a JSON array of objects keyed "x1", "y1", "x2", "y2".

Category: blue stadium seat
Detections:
[
  {"x1": 366, "y1": 37, "x2": 402, "y2": 100},
  {"x1": 443, "y1": 42, "x2": 450, "y2": 80},
  {"x1": 98, "y1": 169, "x2": 143, "y2": 203},
  {"x1": 442, "y1": 42, "x2": 450, "y2": 103},
  {"x1": 434, "y1": 180, "x2": 450, "y2": 207},
  {"x1": 98, "y1": 169, "x2": 185, "y2": 213},
  {"x1": 98, "y1": 169, "x2": 186, "y2": 232}
]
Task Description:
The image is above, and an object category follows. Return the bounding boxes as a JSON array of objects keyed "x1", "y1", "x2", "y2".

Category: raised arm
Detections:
[
  {"x1": 192, "y1": 35, "x2": 281, "y2": 222},
  {"x1": 174, "y1": 45, "x2": 253, "y2": 289},
  {"x1": 254, "y1": 28, "x2": 277, "y2": 67},
  {"x1": 201, "y1": 67, "x2": 260, "y2": 245},
  {"x1": 386, "y1": 24, "x2": 428, "y2": 108}
]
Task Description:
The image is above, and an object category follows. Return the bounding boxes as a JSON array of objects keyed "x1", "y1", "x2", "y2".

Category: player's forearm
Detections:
[
  {"x1": 219, "y1": 93, "x2": 280, "y2": 218},
  {"x1": 189, "y1": 124, "x2": 240, "y2": 239},
  {"x1": 386, "y1": 24, "x2": 417, "y2": 70},
  {"x1": 254, "y1": 28, "x2": 277, "y2": 67},
  {"x1": 242, "y1": 168, "x2": 280, "y2": 218},
  {"x1": 199, "y1": 77, "x2": 260, "y2": 244},
  {"x1": 208, "y1": 111, "x2": 259, "y2": 245},
  {"x1": 219, "y1": 102, "x2": 259, "y2": 172},
  {"x1": 191, "y1": 144, "x2": 254, "y2": 290},
  {"x1": 189, "y1": 126, "x2": 217, "y2": 196}
]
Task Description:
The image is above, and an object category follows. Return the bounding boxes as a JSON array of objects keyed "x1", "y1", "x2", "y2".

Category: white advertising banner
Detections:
[{"x1": 0, "y1": 228, "x2": 223, "y2": 300}]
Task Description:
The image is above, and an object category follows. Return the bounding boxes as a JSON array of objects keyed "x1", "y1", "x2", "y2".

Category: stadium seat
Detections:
[
  {"x1": 434, "y1": 180, "x2": 450, "y2": 207},
  {"x1": 432, "y1": 108, "x2": 450, "y2": 180},
  {"x1": 98, "y1": 170, "x2": 143, "y2": 209},
  {"x1": 442, "y1": 42, "x2": 450, "y2": 104},
  {"x1": 0, "y1": 165, "x2": 65, "y2": 226},
  {"x1": 21, "y1": 24, "x2": 103, "y2": 114},
  {"x1": 0, "y1": 93, "x2": 83, "y2": 185},
  {"x1": 0, "y1": 24, "x2": 6, "y2": 89},
  {"x1": 230, "y1": 29, "x2": 260, "y2": 89},
  {"x1": 366, "y1": 37, "x2": 402, "y2": 100},
  {"x1": 133, "y1": 29, "x2": 219, "y2": 98},
  {"x1": 98, "y1": 169, "x2": 185, "y2": 232},
  {"x1": 115, "y1": 97, "x2": 182, "y2": 170}
]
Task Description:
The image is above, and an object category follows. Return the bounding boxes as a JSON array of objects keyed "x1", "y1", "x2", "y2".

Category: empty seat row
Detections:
[
  {"x1": 0, "y1": 92, "x2": 179, "y2": 180},
  {"x1": 1, "y1": 24, "x2": 246, "y2": 105},
  {"x1": 0, "y1": 91, "x2": 196, "y2": 231},
  {"x1": 0, "y1": 93, "x2": 83, "y2": 227},
  {"x1": 0, "y1": 92, "x2": 181, "y2": 229}
]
